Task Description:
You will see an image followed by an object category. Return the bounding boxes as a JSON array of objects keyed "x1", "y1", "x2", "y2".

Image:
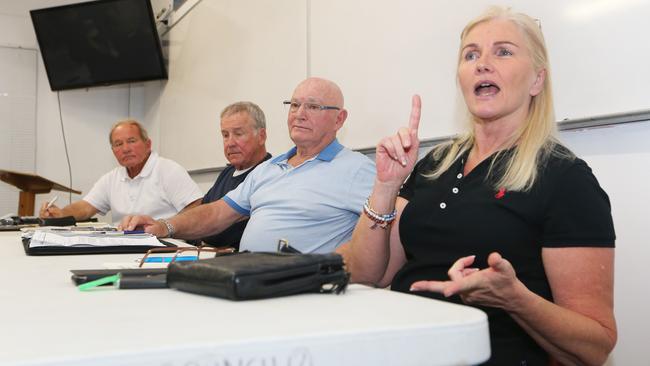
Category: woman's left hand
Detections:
[{"x1": 410, "y1": 252, "x2": 524, "y2": 310}]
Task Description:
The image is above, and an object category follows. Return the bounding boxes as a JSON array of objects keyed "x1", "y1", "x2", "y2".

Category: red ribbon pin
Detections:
[{"x1": 495, "y1": 187, "x2": 506, "y2": 199}]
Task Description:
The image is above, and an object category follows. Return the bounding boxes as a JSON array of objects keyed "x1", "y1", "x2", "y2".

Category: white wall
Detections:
[
  {"x1": 0, "y1": 14, "x2": 38, "y2": 216},
  {"x1": 0, "y1": 13, "x2": 36, "y2": 48},
  {"x1": 0, "y1": 47, "x2": 37, "y2": 214},
  {"x1": 0, "y1": 45, "x2": 37, "y2": 217},
  {"x1": 559, "y1": 122, "x2": 650, "y2": 365}
]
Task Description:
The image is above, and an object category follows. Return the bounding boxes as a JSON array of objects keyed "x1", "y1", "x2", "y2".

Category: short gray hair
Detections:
[
  {"x1": 220, "y1": 101, "x2": 266, "y2": 130},
  {"x1": 108, "y1": 119, "x2": 150, "y2": 144}
]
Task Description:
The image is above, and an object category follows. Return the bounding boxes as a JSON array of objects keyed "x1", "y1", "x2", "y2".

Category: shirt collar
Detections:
[
  {"x1": 233, "y1": 165, "x2": 254, "y2": 177},
  {"x1": 271, "y1": 139, "x2": 343, "y2": 164},
  {"x1": 119, "y1": 151, "x2": 157, "y2": 181}
]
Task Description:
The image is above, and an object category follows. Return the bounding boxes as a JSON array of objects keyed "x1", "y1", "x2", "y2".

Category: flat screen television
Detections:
[{"x1": 30, "y1": 0, "x2": 167, "y2": 91}]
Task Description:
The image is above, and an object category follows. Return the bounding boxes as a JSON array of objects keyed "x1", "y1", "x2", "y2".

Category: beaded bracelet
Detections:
[{"x1": 363, "y1": 198, "x2": 397, "y2": 229}]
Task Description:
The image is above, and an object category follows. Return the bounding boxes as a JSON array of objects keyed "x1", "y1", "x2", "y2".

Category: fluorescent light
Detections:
[{"x1": 565, "y1": 0, "x2": 644, "y2": 21}]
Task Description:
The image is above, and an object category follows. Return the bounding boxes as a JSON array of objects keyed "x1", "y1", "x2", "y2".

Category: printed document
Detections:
[{"x1": 28, "y1": 231, "x2": 165, "y2": 248}]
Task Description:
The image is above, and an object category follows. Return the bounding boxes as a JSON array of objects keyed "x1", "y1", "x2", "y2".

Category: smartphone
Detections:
[{"x1": 70, "y1": 268, "x2": 167, "y2": 285}]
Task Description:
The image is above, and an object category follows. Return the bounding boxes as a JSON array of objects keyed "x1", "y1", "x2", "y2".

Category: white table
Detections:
[{"x1": 0, "y1": 232, "x2": 490, "y2": 365}]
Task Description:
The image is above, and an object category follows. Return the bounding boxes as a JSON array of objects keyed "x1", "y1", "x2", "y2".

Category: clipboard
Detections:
[{"x1": 22, "y1": 237, "x2": 176, "y2": 256}]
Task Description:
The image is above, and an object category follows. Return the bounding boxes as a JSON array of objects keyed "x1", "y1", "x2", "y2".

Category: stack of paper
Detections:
[{"x1": 27, "y1": 230, "x2": 165, "y2": 248}]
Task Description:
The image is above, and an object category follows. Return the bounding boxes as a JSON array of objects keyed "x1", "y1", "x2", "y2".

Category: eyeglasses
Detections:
[
  {"x1": 138, "y1": 246, "x2": 235, "y2": 267},
  {"x1": 283, "y1": 100, "x2": 340, "y2": 114},
  {"x1": 111, "y1": 137, "x2": 141, "y2": 149}
]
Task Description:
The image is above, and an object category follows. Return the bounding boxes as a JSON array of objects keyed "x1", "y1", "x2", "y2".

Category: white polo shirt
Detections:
[{"x1": 84, "y1": 152, "x2": 202, "y2": 224}]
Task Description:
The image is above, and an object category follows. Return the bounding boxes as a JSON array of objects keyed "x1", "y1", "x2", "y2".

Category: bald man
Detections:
[{"x1": 122, "y1": 78, "x2": 375, "y2": 254}]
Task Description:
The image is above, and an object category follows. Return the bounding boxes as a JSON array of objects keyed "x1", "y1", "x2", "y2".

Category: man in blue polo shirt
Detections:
[{"x1": 121, "y1": 77, "x2": 375, "y2": 253}]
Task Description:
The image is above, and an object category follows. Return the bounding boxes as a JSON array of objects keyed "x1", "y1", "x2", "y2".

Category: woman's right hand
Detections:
[{"x1": 375, "y1": 95, "x2": 421, "y2": 187}]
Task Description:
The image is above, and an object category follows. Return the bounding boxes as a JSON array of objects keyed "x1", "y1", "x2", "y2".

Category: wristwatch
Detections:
[{"x1": 158, "y1": 218, "x2": 175, "y2": 238}]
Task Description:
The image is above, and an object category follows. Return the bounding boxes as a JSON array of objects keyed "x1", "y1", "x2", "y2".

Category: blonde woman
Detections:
[{"x1": 340, "y1": 7, "x2": 616, "y2": 365}]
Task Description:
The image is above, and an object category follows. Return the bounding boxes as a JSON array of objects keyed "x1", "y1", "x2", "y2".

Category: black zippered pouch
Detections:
[{"x1": 166, "y1": 252, "x2": 349, "y2": 300}]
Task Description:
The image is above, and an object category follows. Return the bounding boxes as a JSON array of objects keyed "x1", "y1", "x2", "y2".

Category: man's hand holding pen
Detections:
[{"x1": 39, "y1": 196, "x2": 62, "y2": 218}]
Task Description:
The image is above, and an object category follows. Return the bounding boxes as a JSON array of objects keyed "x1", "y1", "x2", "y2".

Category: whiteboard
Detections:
[
  {"x1": 160, "y1": 0, "x2": 650, "y2": 171},
  {"x1": 310, "y1": 0, "x2": 650, "y2": 151}
]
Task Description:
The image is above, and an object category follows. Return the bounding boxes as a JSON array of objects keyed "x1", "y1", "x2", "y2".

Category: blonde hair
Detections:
[
  {"x1": 426, "y1": 6, "x2": 572, "y2": 192},
  {"x1": 108, "y1": 119, "x2": 150, "y2": 145}
]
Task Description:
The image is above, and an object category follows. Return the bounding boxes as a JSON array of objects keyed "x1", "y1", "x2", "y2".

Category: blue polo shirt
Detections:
[{"x1": 223, "y1": 139, "x2": 375, "y2": 253}]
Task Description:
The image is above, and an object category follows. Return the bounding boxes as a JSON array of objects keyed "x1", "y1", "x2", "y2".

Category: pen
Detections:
[
  {"x1": 93, "y1": 230, "x2": 147, "y2": 235},
  {"x1": 45, "y1": 196, "x2": 58, "y2": 209}
]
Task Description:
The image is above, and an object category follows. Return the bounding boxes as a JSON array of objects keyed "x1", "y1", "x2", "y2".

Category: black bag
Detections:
[{"x1": 166, "y1": 251, "x2": 349, "y2": 300}]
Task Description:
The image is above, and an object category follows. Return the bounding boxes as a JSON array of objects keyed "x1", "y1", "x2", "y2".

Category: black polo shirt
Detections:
[{"x1": 393, "y1": 145, "x2": 615, "y2": 365}]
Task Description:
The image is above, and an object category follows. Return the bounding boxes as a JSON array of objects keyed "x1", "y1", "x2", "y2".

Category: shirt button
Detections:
[
  {"x1": 456, "y1": 173, "x2": 463, "y2": 179},
  {"x1": 440, "y1": 202, "x2": 447, "y2": 209},
  {"x1": 452, "y1": 187, "x2": 459, "y2": 194}
]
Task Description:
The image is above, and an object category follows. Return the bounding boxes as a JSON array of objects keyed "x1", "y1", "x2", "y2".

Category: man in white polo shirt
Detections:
[
  {"x1": 39, "y1": 120, "x2": 202, "y2": 224},
  {"x1": 121, "y1": 78, "x2": 375, "y2": 253}
]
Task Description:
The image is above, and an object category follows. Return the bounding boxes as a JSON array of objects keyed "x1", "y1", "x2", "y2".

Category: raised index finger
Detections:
[{"x1": 409, "y1": 94, "x2": 422, "y2": 133}]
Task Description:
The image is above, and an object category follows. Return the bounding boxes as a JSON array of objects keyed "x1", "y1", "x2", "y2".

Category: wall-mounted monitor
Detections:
[{"x1": 30, "y1": 0, "x2": 167, "y2": 91}]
